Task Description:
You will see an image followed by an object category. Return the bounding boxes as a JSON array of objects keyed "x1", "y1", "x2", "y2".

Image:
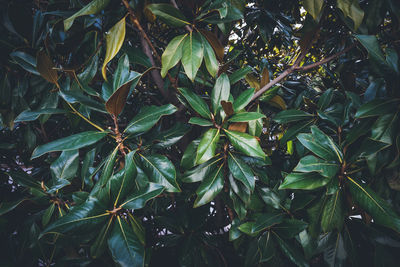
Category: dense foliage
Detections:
[{"x1": 1, "y1": 0, "x2": 400, "y2": 266}]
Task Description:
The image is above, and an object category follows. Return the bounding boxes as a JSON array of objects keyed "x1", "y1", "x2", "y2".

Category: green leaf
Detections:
[
  {"x1": 6, "y1": 171, "x2": 41, "y2": 189},
  {"x1": 273, "y1": 233, "x2": 309, "y2": 267},
  {"x1": 64, "y1": 0, "x2": 110, "y2": 31},
  {"x1": 258, "y1": 231, "x2": 275, "y2": 263},
  {"x1": 293, "y1": 155, "x2": 339, "y2": 178},
  {"x1": 59, "y1": 89, "x2": 107, "y2": 113},
  {"x1": 120, "y1": 183, "x2": 164, "y2": 210},
  {"x1": 181, "y1": 32, "x2": 204, "y2": 82},
  {"x1": 321, "y1": 190, "x2": 345, "y2": 232},
  {"x1": 347, "y1": 176, "x2": 400, "y2": 233},
  {"x1": 188, "y1": 117, "x2": 213, "y2": 127},
  {"x1": 111, "y1": 152, "x2": 138, "y2": 206},
  {"x1": 228, "y1": 112, "x2": 265, "y2": 122},
  {"x1": 297, "y1": 126, "x2": 343, "y2": 162},
  {"x1": 229, "y1": 66, "x2": 252, "y2": 84},
  {"x1": 280, "y1": 120, "x2": 314, "y2": 145},
  {"x1": 139, "y1": 154, "x2": 180, "y2": 192},
  {"x1": 180, "y1": 140, "x2": 199, "y2": 170},
  {"x1": 279, "y1": 172, "x2": 330, "y2": 190},
  {"x1": 42, "y1": 203, "x2": 55, "y2": 227},
  {"x1": 147, "y1": 4, "x2": 190, "y2": 27},
  {"x1": 252, "y1": 212, "x2": 285, "y2": 233},
  {"x1": 228, "y1": 152, "x2": 255, "y2": 191},
  {"x1": 319, "y1": 232, "x2": 346, "y2": 267},
  {"x1": 355, "y1": 35, "x2": 385, "y2": 62},
  {"x1": 10, "y1": 51, "x2": 39, "y2": 75},
  {"x1": 274, "y1": 219, "x2": 308, "y2": 239},
  {"x1": 149, "y1": 123, "x2": 191, "y2": 149},
  {"x1": 0, "y1": 199, "x2": 27, "y2": 216},
  {"x1": 317, "y1": 89, "x2": 334, "y2": 110},
  {"x1": 337, "y1": 0, "x2": 364, "y2": 30},
  {"x1": 161, "y1": 34, "x2": 187, "y2": 78},
  {"x1": 108, "y1": 217, "x2": 145, "y2": 267},
  {"x1": 194, "y1": 164, "x2": 224, "y2": 207},
  {"x1": 224, "y1": 129, "x2": 265, "y2": 159},
  {"x1": 370, "y1": 113, "x2": 398, "y2": 144},
  {"x1": 91, "y1": 146, "x2": 119, "y2": 196},
  {"x1": 355, "y1": 99, "x2": 400, "y2": 118},
  {"x1": 14, "y1": 108, "x2": 66, "y2": 122},
  {"x1": 258, "y1": 187, "x2": 281, "y2": 210},
  {"x1": 196, "y1": 128, "x2": 220, "y2": 164},
  {"x1": 124, "y1": 104, "x2": 177, "y2": 135},
  {"x1": 41, "y1": 196, "x2": 108, "y2": 236},
  {"x1": 91, "y1": 217, "x2": 114, "y2": 259},
  {"x1": 201, "y1": 34, "x2": 219, "y2": 77},
  {"x1": 211, "y1": 73, "x2": 230, "y2": 113},
  {"x1": 274, "y1": 110, "x2": 314, "y2": 124},
  {"x1": 102, "y1": 16, "x2": 126, "y2": 80},
  {"x1": 50, "y1": 150, "x2": 79, "y2": 180},
  {"x1": 303, "y1": 0, "x2": 324, "y2": 20},
  {"x1": 178, "y1": 87, "x2": 211, "y2": 119},
  {"x1": 31, "y1": 131, "x2": 108, "y2": 159},
  {"x1": 233, "y1": 88, "x2": 255, "y2": 111},
  {"x1": 112, "y1": 54, "x2": 141, "y2": 92},
  {"x1": 181, "y1": 157, "x2": 222, "y2": 183}
]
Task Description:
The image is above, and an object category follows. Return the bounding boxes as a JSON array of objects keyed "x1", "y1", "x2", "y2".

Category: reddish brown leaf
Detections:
[
  {"x1": 105, "y1": 82, "x2": 131, "y2": 116},
  {"x1": 199, "y1": 29, "x2": 224, "y2": 62},
  {"x1": 221, "y1": 100, "x2": 234, "y2": 116},
  {"x1": 228, "y1": 122, "x2": 247, "y2": 133},
  {"x1": 36, "y1": 50, "x2": 58, "y2": 85}
]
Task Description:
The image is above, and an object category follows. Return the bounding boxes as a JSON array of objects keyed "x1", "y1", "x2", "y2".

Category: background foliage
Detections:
[{"x1": 1, "y1": 0, "x2": 400, "y2": 266}]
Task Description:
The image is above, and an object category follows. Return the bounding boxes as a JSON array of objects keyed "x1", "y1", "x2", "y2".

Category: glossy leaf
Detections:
[
  {"x1": 147, "y1": 4, "x2": 189, "y2": 27},
  {"x1": 178, "y1": 87, "x2": 211, "y2": 119},
  {"x1": 188, "y1": 117, "x2": 213, "y2": 127},
  {"x1": 10, "y1": 51, "x2": 39, "y2": 75},
  {"x1": 64, "y1": 0, "x2": 110, "y2": 31},
  {"x1": 31, "y1": 131, "x2": 108, "y2": 159},
  {"x1": 196, "y1": 128, "x2": 220, "y2": 164},
  {"x1": 14, "y1": 108, "x2": 66, "y2": 122},
  {"x1": 181, "y1": 32, "x2": 204, "y2": 82},
  {"x1": 124, "y1": 104, "x2": 177, "y2": 135},
  {"x1": 161, "y1": 34, "x2": 187, "y2": 77},
  {"x1": 139, "y1": 154, "x2": 180, "y2": 192},
  {"x1": 228, "y1": 152, "x2": 255, "y2": 191},
  {"x1": 303, "y1": 0, "x2": 324, "y2": 20},
  {"x1": 224, "y1": 129, "x2": 265, "y2": 159},
  {"x1": 293, "y1": 155, "x2": 339, "y2": 178},
  {"x1": 181, "y1": 157, "x2": 222, "y2": 183},
  {"x1": 228, "y1": 112, "x2": 265, "y2": 122},
  {"x1": 354, "y1": 99, "x2": 400, "y2": 118},
  {"x1": 120, "y1": 183, "x2": 164, "y2": 210},
  {"x1": 36, "y1": 50, "x2": 58, "y2": 84},
  {"x1": 321, "y1": 190, "x2": 345, "y2": 232},
  {"x1": 201, "y1": 34, "x2": 219, "y2": 77},
  {"x1": 274, "y1": 109, "x2": 314, "y2": 124},
  {"x1": 194, "y1": 164, "x2": 224, "y2": 207},
  {"x1": 108, "y1": 217, "x2": 145, "y2": 267},
  {"x1": 252, "y1": 212, "x2": 285, "y2": 232},
  {"x1": 233, "y1": 88, "x2": 255, "y2": 111},
  {"x1": 337, "y1": 0, "x2": 364, "y2": 30},
  {"x1": 347, "y1": 176, "x2": 400, "y2": 232},
  {"x1": 355, "y1": 35, "x2": 385, "y2": 62},
  {"x1": 279, "y1": 172, "x2": 330, "y2": 190},
  {"x1": 41, "y1": 196, "x2": 108, "y2": 236},
  {"x1": 102, "y1": 16, "x2": 126, "y2": 80},
  {"x1": 50, "y1": 150, "x2": 79, "y2": 180}
]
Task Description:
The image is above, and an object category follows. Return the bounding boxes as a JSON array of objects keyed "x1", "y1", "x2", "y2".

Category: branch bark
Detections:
[{"x1": 251, "y1": 44, "x2": 355, "y2": 102}]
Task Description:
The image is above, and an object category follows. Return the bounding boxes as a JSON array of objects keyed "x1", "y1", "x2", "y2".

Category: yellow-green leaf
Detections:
[
  {"x1": 102, "y1": 16, "x2": 126, "y2": 81},
  {"x1": 64, "y1": 0, "x2": 111, "y2": 31}
]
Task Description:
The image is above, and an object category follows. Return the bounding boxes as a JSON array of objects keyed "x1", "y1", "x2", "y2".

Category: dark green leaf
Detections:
[
  {"x1": 178, "y1": 87, "x2": 211, "y2": 119},
  {"x1": 293, "y1": 155, "x2": 339, "y2": 178},
  {"x1": 31, "y1": 131, "x2": 108, "y2": 159},
  {"x1": 147, "y1": 4, "x2": 190, "y2": 27},
  {"x1": 233, "y1": 88, "x2": 255, "y2": 111},
  {"x1": 228, "y1": 152, "x2": 255, "y2": 191},
  {"x1": 14, "y1": 108, "x2": 66, "y2": 122},
  {"x1": 211, "y1": 73, "x2": 230, "y2": 113},
  {"x1": 194, "y1": 164, "x2": 224, "y2": 207},
  {"x1": 279, "y1": 172, "x2": 330, "y2": 190},
  {"x1": 139, "y1": 154, "x2": 180, "y2": 192},
  {"x1": 321, "y1": 190, "x2": 345, "y2": 232},
  {"x1": 224, "y1": 129, "x2": 265, "y2": 159},
  {"x1": 228, "y1": 112, "x2": 265, "y2": 122},
  {"x1": 120, "y1": 183, "x2": 164, "y2": 210},
  {"x1": 188, "y1": 117, "x2": 213, "y2": 126},
  {"x1": 64, "y1": 0, "x2": 110, "y2": 31},
  {"x1": 252, "y1": 212, "x2": 285, "y2": 233},
  {"x1": 125, "y1": 104, "x2": 177, "y2": 135},
  {"x1": 181, "y1": 157, "x2": 222, "y2": 183},
  {"x1": 50, "y1": 150, "x2": 79, "y2": 180},
  {"x1": 108, "y1": 217, "x2": 145, "y2": 267},
  {"x1": 355, "y1": 99, "x2": 400, "y2": 118},
  {"x1": 196, "y1": 128, "x2": 220, "y2": 164}
]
